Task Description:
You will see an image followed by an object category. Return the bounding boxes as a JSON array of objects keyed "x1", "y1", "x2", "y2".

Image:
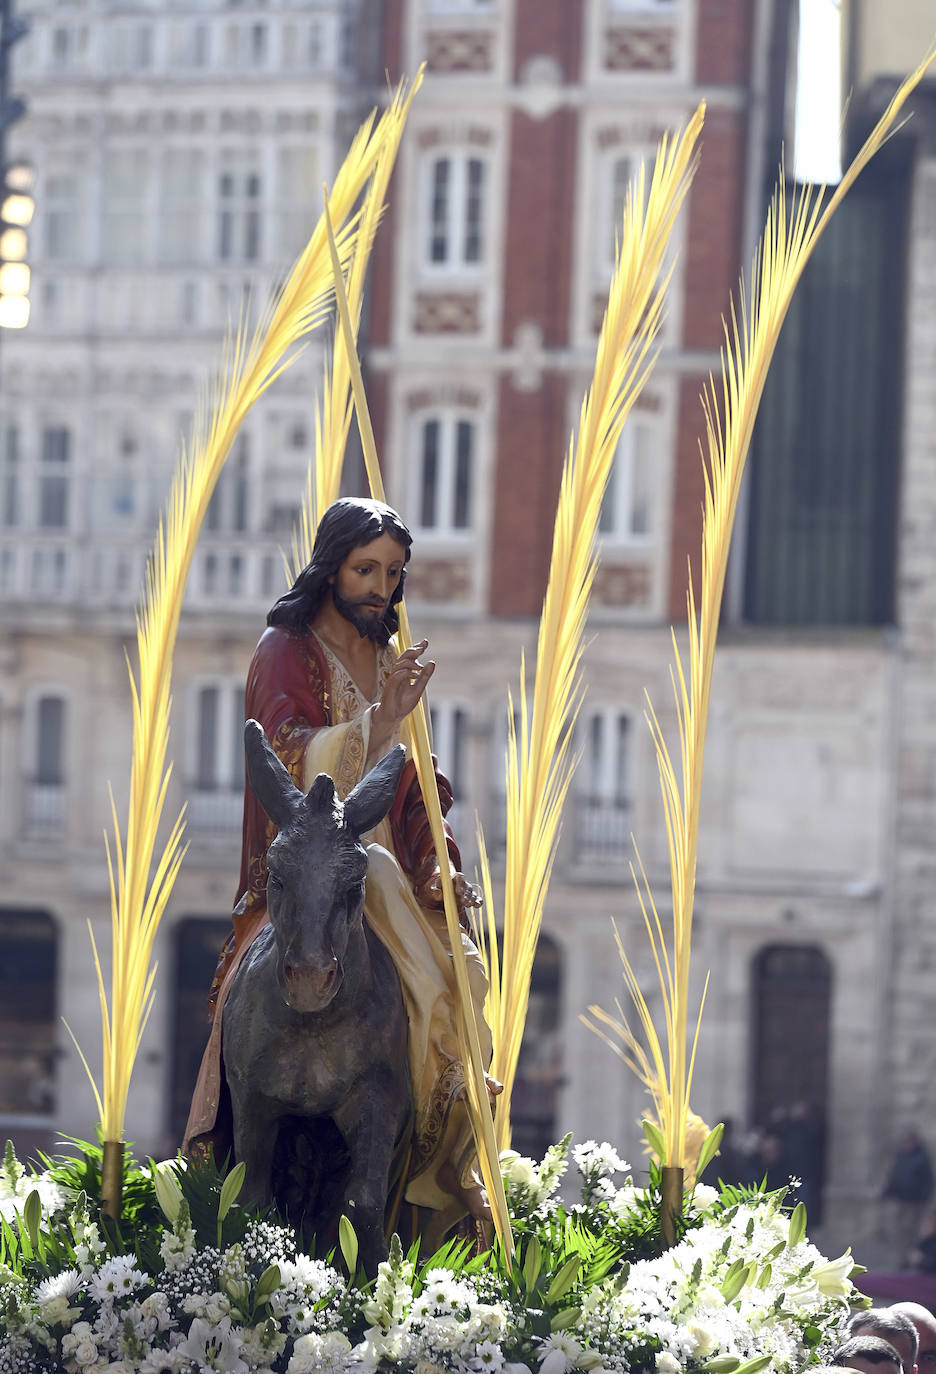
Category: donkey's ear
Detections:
[
  {"x1": 244, "y1": 719, "x2": 302, "y2": 830},
  {"x1": 343, "y1": 744, "x2": 406, "y2": 838}
]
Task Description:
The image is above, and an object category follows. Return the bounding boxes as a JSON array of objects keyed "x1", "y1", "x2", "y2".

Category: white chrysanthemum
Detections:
[
  {"x1": 34, "y1": 1268, "x2": 81, "y2": 1306},
  {"x1": 287, "y1": 1329, "x2": 352, "y2": 1374},
  {"x1": 572, "y1": 1142, "x2": 629, "y2": 1177}
]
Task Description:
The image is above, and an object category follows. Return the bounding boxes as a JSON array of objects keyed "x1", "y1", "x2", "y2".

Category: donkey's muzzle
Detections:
[{"x1": 282, "y1": 956, "x2": 341, "y2": 1011}]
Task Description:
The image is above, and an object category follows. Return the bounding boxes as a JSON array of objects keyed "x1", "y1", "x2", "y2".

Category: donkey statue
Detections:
[{"x1": 221, "y1": 719, "x2": 412, "y2": 1273}]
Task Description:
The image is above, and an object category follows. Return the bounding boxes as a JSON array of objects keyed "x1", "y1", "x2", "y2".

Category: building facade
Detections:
[{"x1": 0, "y1": 0, "x2": 933, "y2": 1259}]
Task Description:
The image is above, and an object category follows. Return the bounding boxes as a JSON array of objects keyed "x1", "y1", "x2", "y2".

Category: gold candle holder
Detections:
[
  {"x1": 660, "y1": 1165, "x2": 684, "y2": 1248},
  {"x1": 100, "y1": 1139, "x2": 125, "y2": 1219}
]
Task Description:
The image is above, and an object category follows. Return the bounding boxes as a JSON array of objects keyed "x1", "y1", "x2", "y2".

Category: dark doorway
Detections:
[
  {"x1": 509, "y1": 932, "x2": 563, "y2": 1163},
  {"x1": 751, "y1": 942, "x2": 831, "y2": 1218},
  {"x1": 0, "y1": 908, "x2": 58, "y2": 1160},
  {"x1": 168, "y1": 917, "x2": 230, "y2": 1148}
]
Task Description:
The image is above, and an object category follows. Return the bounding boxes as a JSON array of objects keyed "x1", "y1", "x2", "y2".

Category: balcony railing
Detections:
[
  {"x1": 0, "y1": 534, "x2": 291, "y2": 612},
  {"x1": 188, "y1": 788, "x2": 243, "y2": 835},
  {"x1": 23, "y1": 783, "x2": 66, "y2": 838}
]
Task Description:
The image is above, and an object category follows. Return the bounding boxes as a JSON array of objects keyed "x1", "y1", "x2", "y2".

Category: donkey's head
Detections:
[{"x1": 244, "y1": 719, "x2": 406, "y2": 1013}]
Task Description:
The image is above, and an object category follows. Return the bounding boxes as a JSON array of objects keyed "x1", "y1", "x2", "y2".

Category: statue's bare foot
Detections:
[{"x1": 438, "y1": 1161, "x2": 492, "y2": 1221}]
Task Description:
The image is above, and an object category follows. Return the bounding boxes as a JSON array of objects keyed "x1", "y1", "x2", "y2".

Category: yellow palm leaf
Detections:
[
  {"x1": 286, "y1": 70, "x2": 424, "y2": 580},
  {"x1": 587, "y1": 42, "x2": 936, "y2": 1171},
  {"x1": 77, "y1": 96, "x2": 408, "y2": 1147},
  {"x1": 480, "y1": 104, "x2": 705, "y2": 1152}
]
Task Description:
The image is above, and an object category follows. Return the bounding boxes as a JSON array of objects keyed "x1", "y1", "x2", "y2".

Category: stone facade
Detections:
[{"x1": 0, "y1": 0, "x2": 933, "y2": 1265}]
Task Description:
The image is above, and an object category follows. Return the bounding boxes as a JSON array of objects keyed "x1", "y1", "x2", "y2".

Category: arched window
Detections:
[
  {"x1": 169, "y1": 917, "x2": 232, "y2": 1145},
  {"x1": 422, "y1": 153, "x2": 486, "y2": 271},
  {"x1": 0, "y1": 909, "x2": 58, "y2": 1157}
]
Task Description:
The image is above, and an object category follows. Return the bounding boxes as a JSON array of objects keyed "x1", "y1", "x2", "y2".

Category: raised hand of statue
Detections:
[
  {"x1": 415, "y1": 866, "x2": 482, "y2": 916},
  {"x1": 370, "y1": 640, "x2": 435, "y2": 758}
]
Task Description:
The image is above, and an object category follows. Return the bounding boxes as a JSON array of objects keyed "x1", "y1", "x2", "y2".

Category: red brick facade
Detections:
[{"x1": 513, "y1": 0, "x2": 584, "y2": 82}]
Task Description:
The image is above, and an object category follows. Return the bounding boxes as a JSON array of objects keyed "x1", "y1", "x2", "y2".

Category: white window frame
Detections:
[
  {"x1": 579, "y1": 707, "x2": 631, "y2": 809},
  {"x1": 420, "y1": 151, "x2": 487, "y2": 273},
  {"x1": 597, "y1": 144, "x2": 656, "y2": 280},
  {"x1": 188, "y1": 678, "x2": 246, "y2": 832},
  {"x1": 599, "y1": 417, "x2": 656, "y2": 546},
  {"x1": 608, "y1": 0, "x2": 677, "y2": 12},
  {"x1": 410, "y1": 409, "x2": 477, "y2": 538},
  {"x1": 37, "y1": 424, "x2": 72, "y2": 531},
  {"x1": 23, "y1": 689, "x2": 69, "y2": 837},
  {"x1": 217, "y1": 149, "x2": 263, "y2": 264}
]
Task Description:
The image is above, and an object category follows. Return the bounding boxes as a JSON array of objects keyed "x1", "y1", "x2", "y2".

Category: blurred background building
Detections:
[{"x1": 0, "y1": 0, "x2": 934, "y2": 1260}]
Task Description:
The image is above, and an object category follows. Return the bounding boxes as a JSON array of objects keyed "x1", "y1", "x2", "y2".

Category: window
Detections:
[
  {"x1": 429, "y1": 702, "x2": 468, "y2": 834},
  {"x1": 575, "y1": 708, "x2": 631, "y2": 862},
  {"x1": 42, "y1": 166, "x2": 85, "y2": 263},
  {"x1": 92, "y1": 413, "x2": 142, "y2": 527},
  {"x1": 161, "y1": 148, "x2": 205, "y2": 265},
  {"x1": 189, "y1": 682, "x2": 245, "y2": 831},
  {"x1": 38, "y1": 426, "x2": 71, "y2": 528},
  {"x1": 217, "y1": 151, "x2": 262, "y2": 263},
  {"x1": 110, "y1": 22, "x2": 154, "y2": 70},
  {"x1": 599, "y1": 148, "x2": 656, "y2": 277},
  {"x1": 277, "y1": 147, "x2": 319, "y2": 260},
  {"x1": 413, "y1": 412, "x2": 475, "y2": 535},
  {"x1": 195, "y1": 683, "x2": 245, "y2": 793},
  {"x1": 608, "y1": 0, "x2": 676, "y2": 11},
  {"x1": 103, "y1": 148, "x2": 149, "y2": 266},
  {"x1": 168, "y1": 21, "x2": 209, "y2": 67},
  {"x1": 1, "y1": 424, "x2": 19, "y2": 527},
  {"x1": 744, "y1": 177, "x2": 904, "y2": 625},
  {"x1": 35, "y1": 695, "x2": 65, "y2": 786},
  {"x1": 427, "y1": 0, "x2": 496, "y2": 10},
  {"x1": 0, "y1": 911, "x2": 58, "y2": 1128},
  {"x1": 599, "y1": 419, "x2": 654, "y2": 542},
  {"x1": 423, "y1": 154, "x2": 485, "y2": 270},
  {"x1": 50, "y1": 24, "x2": 89, "y2": 72},
  {"x1": 206, "y1": 434, "x2": 249, "y2": 533}
]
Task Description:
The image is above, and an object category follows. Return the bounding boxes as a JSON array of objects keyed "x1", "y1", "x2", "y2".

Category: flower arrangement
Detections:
[{"x1": 0, "y1": 1136, "x2": 863, "y2": 1374}]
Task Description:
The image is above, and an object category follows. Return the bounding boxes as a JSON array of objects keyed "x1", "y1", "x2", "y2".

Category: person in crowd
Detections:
[
  {"x1": 848, "y1": 1307, "x2": 919, "y2": 1374},
  {"x1": 831, "y1": 1336, "x2": 904, "y2": 1374},
  {"x1": 881, "y1": 1131, "x2": 935, "y2": 1263},
  {"x1": 891, "y1": 1304, "x2": 936, "y2": 1374}
]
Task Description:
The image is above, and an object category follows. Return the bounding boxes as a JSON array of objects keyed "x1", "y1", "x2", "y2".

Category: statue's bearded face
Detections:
[{"x1": 330, "y1": 533, "x2": 406, "y2": 640}]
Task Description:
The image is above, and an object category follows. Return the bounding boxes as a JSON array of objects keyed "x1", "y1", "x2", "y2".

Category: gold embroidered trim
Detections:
[
  {"x1": 413, "y1": 1057, "x2": 465, "y2": 1174},
  {"x1": 312, "y1": 637, "x2": 395, "y2": 799}
]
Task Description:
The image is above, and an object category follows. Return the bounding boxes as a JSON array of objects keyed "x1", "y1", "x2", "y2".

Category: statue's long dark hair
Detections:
[{"x1": 267, "y1": 497, "x2": 412, "y2": 642}]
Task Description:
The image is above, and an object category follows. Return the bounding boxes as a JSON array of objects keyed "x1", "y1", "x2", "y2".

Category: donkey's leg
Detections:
[
  {"x1": 332, "y1": 1085, "x2": 405, "y2": 1275},
  {"x1": 230, "y1": 1088, "x2": 279, "y2": 1209}
]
